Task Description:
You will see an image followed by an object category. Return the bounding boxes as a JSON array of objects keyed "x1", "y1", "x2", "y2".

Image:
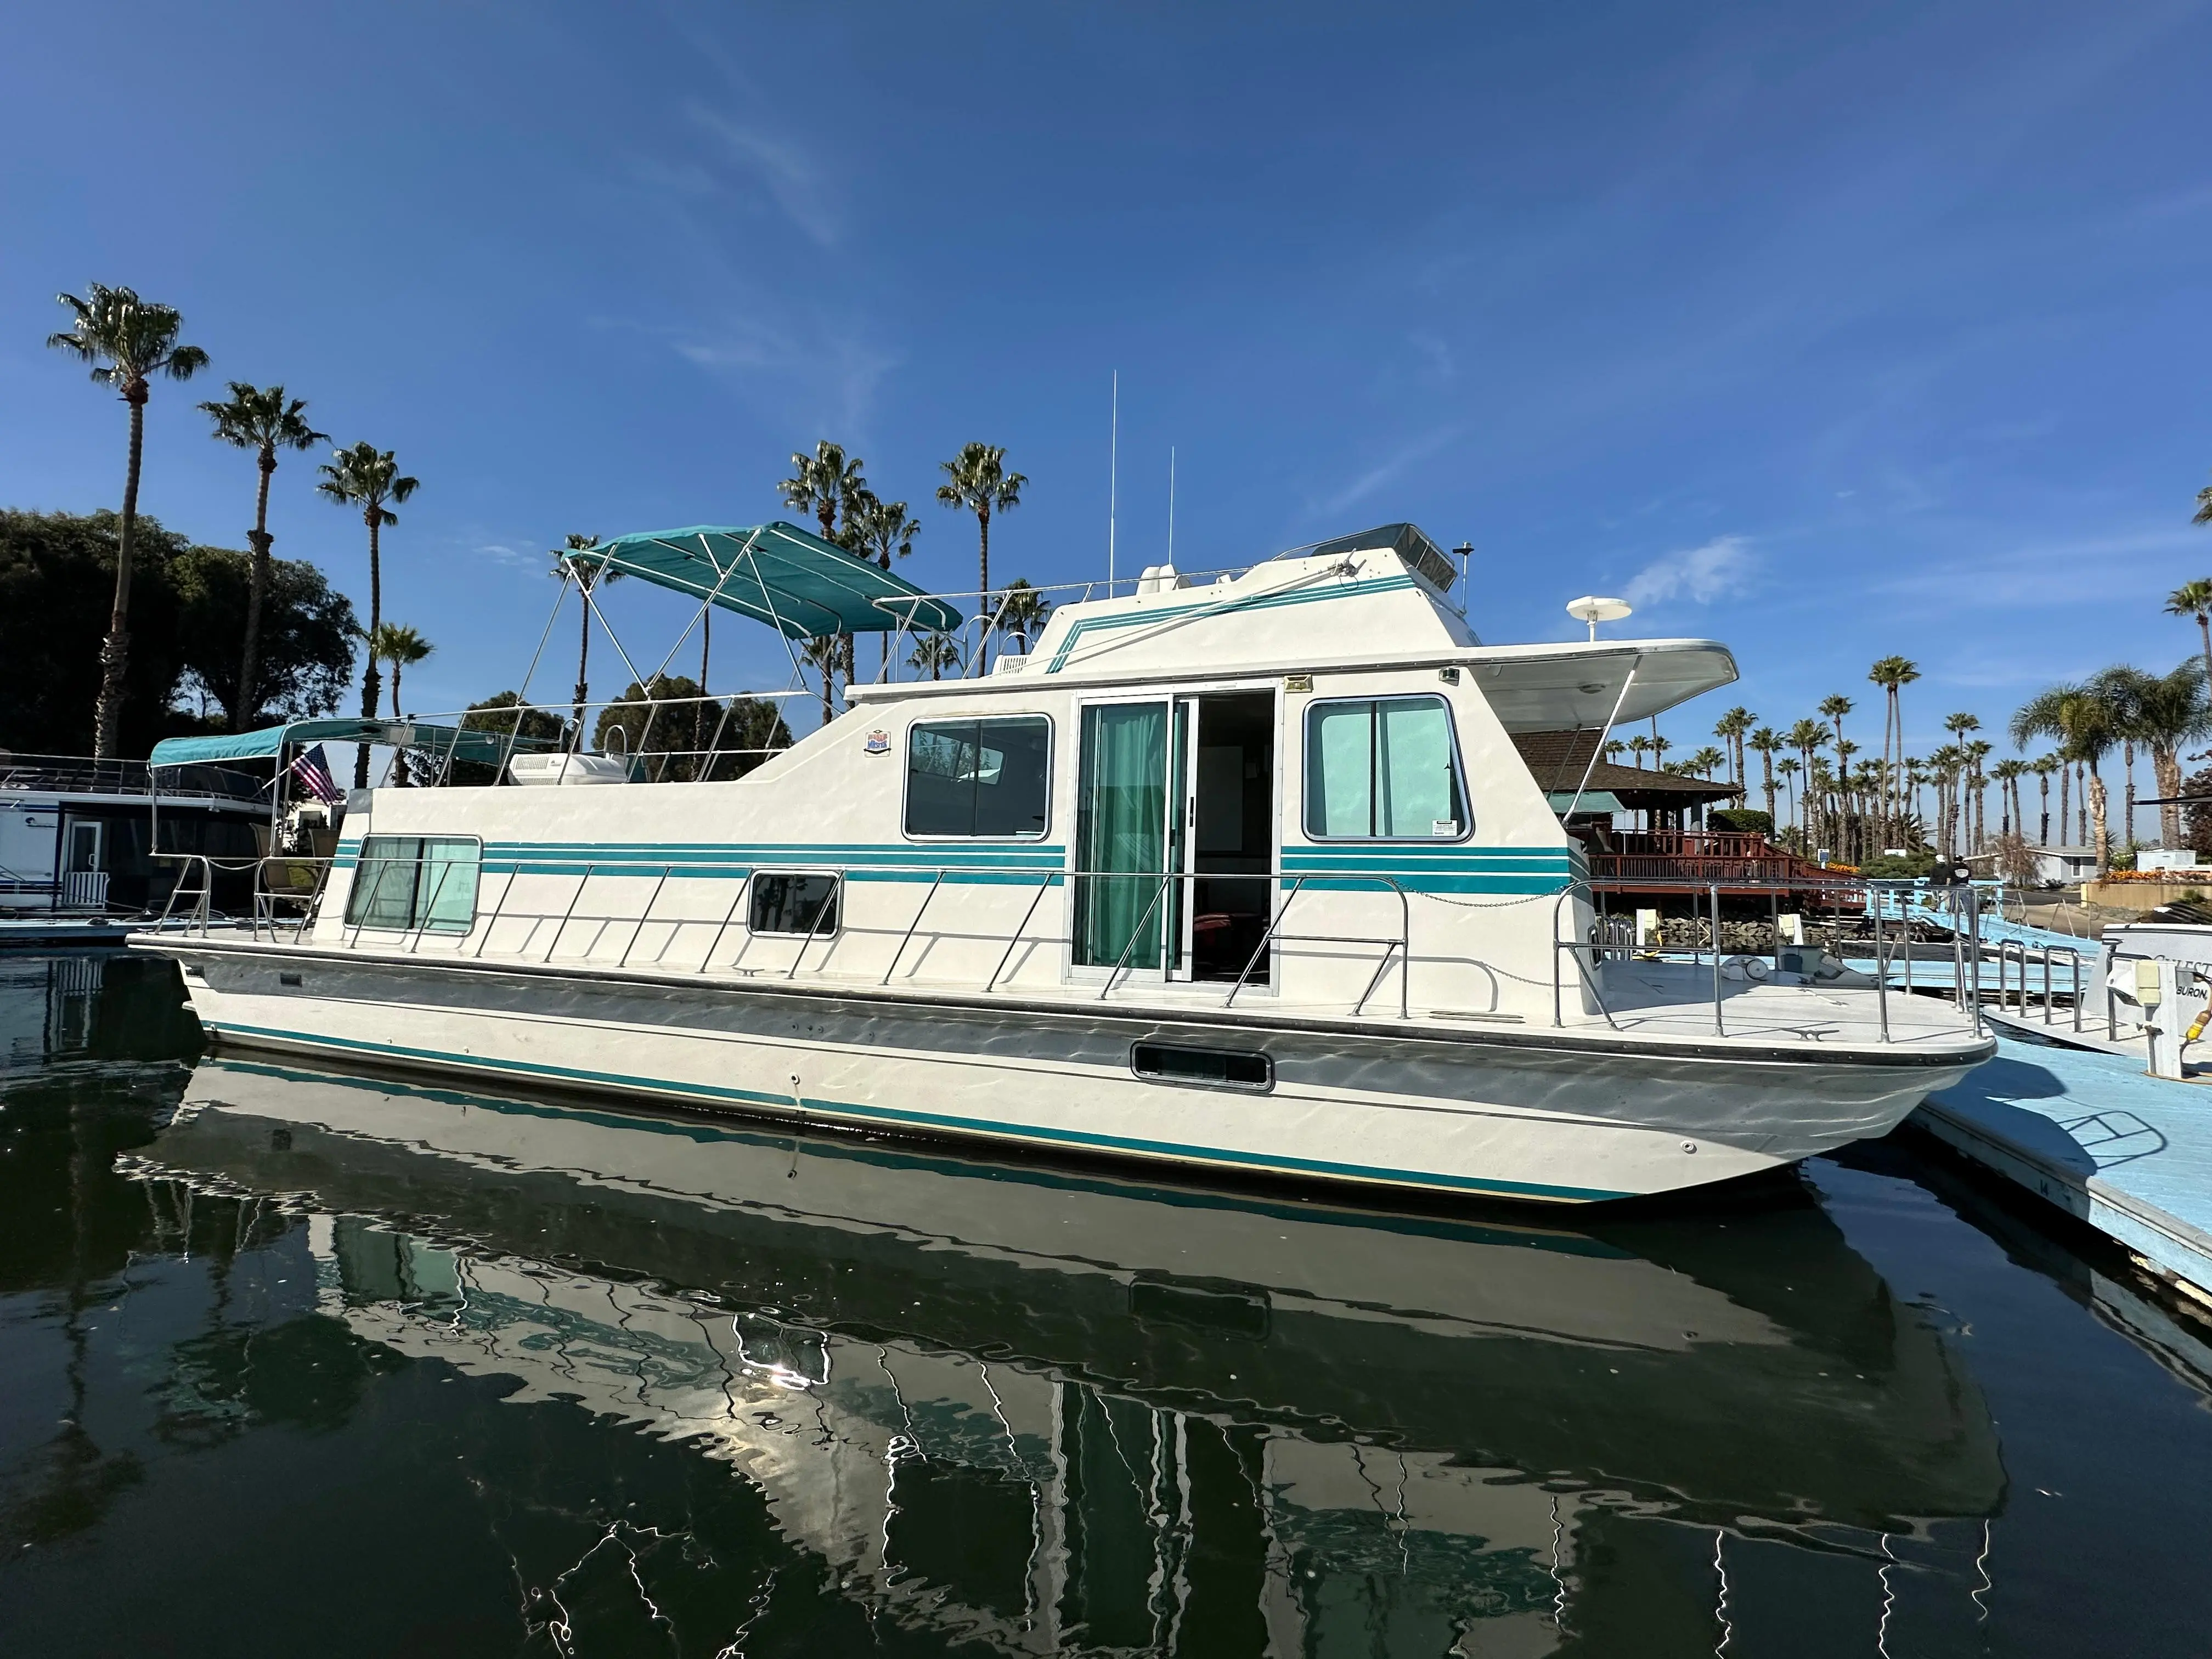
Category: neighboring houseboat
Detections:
[
  {"x1": 136, "y1": 520, "x2": 1993, "y2": 1203},
  {"x1": 0, "y1": 751, "x2": 267, "y2": 942}
]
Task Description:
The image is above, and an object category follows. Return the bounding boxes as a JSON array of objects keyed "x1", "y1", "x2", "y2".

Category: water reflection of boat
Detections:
[{"x1": 139, "y1": 1056, "x2": 2006, "y2": 1653}]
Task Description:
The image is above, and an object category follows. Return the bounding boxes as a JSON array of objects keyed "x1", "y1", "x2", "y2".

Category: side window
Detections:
[
  {"x1": 905, "y1": 716, "x2": 1051, "y2": 838},
  {"x1": 344, "y1": 836, "x2": 481, "y2": 930},
  {"x1": 751, "y1": 872, "x2": 840, "y2": 936},
  {"x1": 1304, "y1": 697, "x2": 1468, "y2": 840}
]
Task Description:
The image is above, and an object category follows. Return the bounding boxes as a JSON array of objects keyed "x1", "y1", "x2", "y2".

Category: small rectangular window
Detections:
[
  {"x1": 905, "y1": 716, "x2": 1051, "y2": 838},
  {"x1": 343, "y1": 836, "x2": 481, "y2": 932},
  {"x1": 1131, "y1": 1042, "x2": 1272, "y2": 1091},
  {"x1": 1304, "y1": 696, "x2": 1468, "y2": 840},
  {"x1": 750, "y1": 872, "x2": 840, "y2": 936}
]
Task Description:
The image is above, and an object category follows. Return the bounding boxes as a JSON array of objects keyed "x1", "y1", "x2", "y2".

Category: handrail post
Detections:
[
  {"x1": 700, "y1": 872, "x2": 755, "y2": 973},
  {"x1": 407, "y1": 859, "x2": 460, "y2": 954},
  {"x1": 881, "y1": 869, "x2": 947, "y2": 986},
  {"x1": 345, "y1": 859, "x2": 396, "y2": 949},
  {"x1": 1874, "y1": 903, "x2": 1889, "y2": 1042},
  {"x1": 472, "y1": 866, "x2": 520, "y2": 958},
  {"x1": 1709, "y1": 881, "x2": 1724, "y2": 1037},
  {"x1": 545, "y1": 861, "x2": 596, "y2": 962},
  {"x1": 618, "y1": 863, "x2": 674, "y2": 968},
  {"x1": 1226, "y1": 873, "x2": 1307, "y2": 1009},
  {"x1": 1099, "y1": 873, "x2": 1172, "y2": 1000},
  {"x1": 785, "y1": 870, "x2": 842, "y2": 979},
  {"x1": 985, "y1": 868, "x2": 1058, "y2": 993}
]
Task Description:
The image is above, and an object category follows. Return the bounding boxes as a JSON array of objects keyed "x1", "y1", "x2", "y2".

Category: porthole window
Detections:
[{"x1": 1131, "y1": 1042, "x2": 1272, "y2": 1091}]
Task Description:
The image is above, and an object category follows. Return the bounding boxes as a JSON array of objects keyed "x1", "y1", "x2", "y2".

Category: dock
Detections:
[{"x1": 1913, "y1": 1026, "x2": 2212, "y2": 1307}]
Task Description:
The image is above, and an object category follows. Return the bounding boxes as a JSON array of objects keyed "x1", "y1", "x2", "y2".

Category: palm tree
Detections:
[
  {"x1": 1747, "y1": 727, "x2": 1781, "y2": 825},
  {"x1": 2032, "y1": 754, "x2": 2057, "y2": 845},
  {"x1": 199, "y1": 383, "x2": 326, "y2": 731},
  {"x1": 2165, "y1": 580, "x2": 2212, "y2": 693},
  {"x1": 46, "y1": 284, "x2": 211, "y2": 757},
  {"x1": 778, "y1": 441, "x2": 870, "y2": 541},
  {"x1": 317, "y1": 443, "x2": 420, "y2": 786},
  {"x1": 1867, "y1": 656, "x2": 1919, "y2": 834},
  {"x1": 2013, "y1": 682, "x2": 2121, "y2": 873},
  {"x1": 936, "y1": 442, "x2": 1027, "y2": 667},
  {"x1": 2113, "y1": 660, "x2": 2211, "y2": 848},
  {"x1": 1991, "y1": 758, "x2": 2027, "y2": 838},
  {"x1": 1601, "y1": 738, "x2": 1628, "y2": 763},
  {"x1": 1819, "y1": 695, "x2": 1853, "y2": 765},
  {"x1": 366, "y1": 623, "x2": 433, "y2": 785},
  {"x1": 1776, "y1": 755, "x2": 1802, "y2": 841},
  {"x1": 1687, "y1": 745, "x2": 1728, "y2": 783},
  {"x1": 1785, "y1": 720, "x2": 1828, "y2": 841},
  {"x1": 1964, "y1": 738, "x2": 1993, "y2": 853},
  {"x1": 843, "y1": 492, "x2": 922, "y2": 674},
  {"x1": 800, "y1": 635, "x2": 844, "y2": 727},
  {"x1": 1712, "y1": 707, "x2": 1752, "y2": 789},
  {"x1": 1626, "y1": 733, "x2": 1652, "y2": 768},
  {"x1": 1649, "y1": 734, "x2": 1673, "y2": 768},
  {"x1": 909, "y1": 634, "x2": 963, "y2": 681},
  {"x1": 2198, "y1": 475, "x2": 2212, "y2": 526},
  {"x1": 554, "y1": 534, "x2": 616, "y2": 737},
  {"x1": 996, "y1": 579, "x2": 1053, "y2": 653}
]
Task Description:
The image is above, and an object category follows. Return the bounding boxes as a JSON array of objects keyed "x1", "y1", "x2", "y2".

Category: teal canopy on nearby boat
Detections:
[
  {"x1": 149, "y1": 719, "x2": 558, "y2": 769},
  {"x1": 574, "y1": 522, "x2": 963, "y2": 639}
]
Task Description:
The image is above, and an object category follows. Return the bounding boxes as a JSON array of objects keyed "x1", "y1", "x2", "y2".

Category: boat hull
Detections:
[{"x1": 142, "y1": 936, "x2": 1992, "y2": 1204}]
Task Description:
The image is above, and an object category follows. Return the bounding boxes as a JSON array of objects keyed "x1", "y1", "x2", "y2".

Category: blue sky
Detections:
[{"x1": 3, "y1": 2, "x2": 2210, "y2": 784}]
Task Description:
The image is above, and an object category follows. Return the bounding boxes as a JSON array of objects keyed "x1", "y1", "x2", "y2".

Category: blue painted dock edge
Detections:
[{"x1": 1913, "y1": 1032, "x2": 2212, "y2": 1306}]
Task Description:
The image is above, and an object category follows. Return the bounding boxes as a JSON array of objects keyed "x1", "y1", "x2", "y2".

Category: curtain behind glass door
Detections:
[{"x1": 1074, "y1": 703, "x2": 1170, "y2": 969}]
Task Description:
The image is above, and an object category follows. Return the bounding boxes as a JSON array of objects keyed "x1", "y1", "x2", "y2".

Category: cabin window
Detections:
[
  {"x1": 904, "y1": 716, "x2": 1051, "y2": 838},
  {"x1": 749, "y1": 872, "x2": 840, "y2": 936},
  {"x1": 343, "y1": 836, "x2": 481, "y2": 932},
  {"x1": 1303, "y1": 696, "x2": 1469, "y2": 840}
]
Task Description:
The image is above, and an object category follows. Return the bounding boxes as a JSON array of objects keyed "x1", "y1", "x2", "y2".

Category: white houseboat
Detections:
[{"x1": 136, "y1": 520, "x2": 1992, "y2": 1203}]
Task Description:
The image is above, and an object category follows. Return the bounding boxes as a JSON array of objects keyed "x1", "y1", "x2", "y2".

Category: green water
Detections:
[{"x1": 2, "y1": 949, "x2": 2209, "y2": 1656}]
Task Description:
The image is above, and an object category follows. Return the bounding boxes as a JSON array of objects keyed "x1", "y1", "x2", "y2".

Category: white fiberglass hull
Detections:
[{"x1": 144, "y1": 937, "x2": 1992, "y2": 1204}]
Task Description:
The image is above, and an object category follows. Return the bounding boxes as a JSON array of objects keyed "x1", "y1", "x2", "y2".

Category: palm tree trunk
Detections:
[
  {"x1": 235, "y1": 450, "x2": 276, "y2": 732},
  {"x1": 2199, "y1": 613, "x2": 2211, "y2": 700},
  {"x1": 977, "y1": 507, "x2": 992, "y2": 669},
  {"x1": 2078, "y1": 762, "x2": 2089, "y2": 844},
  {"x1": 2123, "y1": 741, "x2": 2137, "y2": 850},
  {"x1": 2087, "y1": 770, "x2": 2111, "y2": 874},
  {"x1": 2156, "y1": 745, "x2": 2182, "y2": 847},
  {"x1": 389, "y1": 658, "x2": 408, "y2": 787},
  {"x1": 2039, "y1": 774, "x2": 2050, "y2": 847},
  {"x1": 696, "y1": 610, "x2": 710, "y2": 779},
  {"x1": 92, "y1": 391, "x2": 148, "y2": 759},
  {"x1": 355, "y1": 512, "x2": 383, "y2": 789}
]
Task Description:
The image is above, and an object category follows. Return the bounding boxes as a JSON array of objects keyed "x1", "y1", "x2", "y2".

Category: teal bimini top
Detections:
[
  {"x1": 148, "y1": 718, "x2": 559, "y2": 769},
  {"x1": 574, "y1": 521, "x2": 964, "y2": 639}
]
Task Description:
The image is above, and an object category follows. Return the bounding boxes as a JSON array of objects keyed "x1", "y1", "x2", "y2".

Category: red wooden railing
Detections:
[{"x1": 1587, "y1": 831, "x2": 1851, "y2": 893}]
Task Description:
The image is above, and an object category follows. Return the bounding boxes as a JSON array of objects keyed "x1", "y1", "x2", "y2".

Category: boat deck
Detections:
[
  {"x1": 1592, "y1": 959, "x2": 1983, "y2": 1050},
  {"x1": 1914, "y1": 1030, "x2": 2212, "y2": 1304}
]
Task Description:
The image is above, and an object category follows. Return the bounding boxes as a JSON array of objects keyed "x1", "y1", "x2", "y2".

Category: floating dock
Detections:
[{"x1": 1913, "y1": 1022, "x2": 2212, "y2": 1307}]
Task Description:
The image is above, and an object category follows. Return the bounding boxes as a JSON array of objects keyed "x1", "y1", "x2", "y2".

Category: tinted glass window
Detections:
[
  {"x1": 905, "y1": 717, "x2": 1050, "y2": 838},
  {"x1": 1131, "y1": 1042, "x2": 1272, "y2": 1090},
  {"x1": 1304, "y1": 697, "x2": 1467, "y2": 839},
  {"x1": 343, "y1": 836, "x2": 479, "y2": 931},
  {"x1": 750, "y1": 873, "x2": 839, "y2": 935}
]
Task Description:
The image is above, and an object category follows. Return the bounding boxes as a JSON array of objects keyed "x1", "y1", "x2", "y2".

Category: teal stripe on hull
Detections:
[{"x1": 207, "y1": 1018, "x2": 1628, "y2": 1203}]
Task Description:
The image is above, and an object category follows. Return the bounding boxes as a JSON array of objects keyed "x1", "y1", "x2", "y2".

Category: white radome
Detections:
[{"x1": 1566, "y1": 595, "x2": 1633, "y2": 639}]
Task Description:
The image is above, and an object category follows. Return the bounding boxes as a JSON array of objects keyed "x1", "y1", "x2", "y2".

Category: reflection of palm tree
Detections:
[
  {"x1": 199, "y1": 383, "x2": 326, "y2": 730},
  {"x1": 47, "y1": 284, "x2": 211, "y2": 757},
  {"x1": 909, "y1": 634, "x2": 962, "y2": 681}
]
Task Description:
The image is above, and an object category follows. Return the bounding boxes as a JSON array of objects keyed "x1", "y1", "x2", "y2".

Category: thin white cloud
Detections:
[
  {"x1": 1621, "y1": 534, "x2": 1758, "y2": 608},
  {"x1": 683, "y1": 104, "x2": 839, "y2": 247},
  {"x1": 473, "y1": 540, "x2": 544, "y2": 572},
  {"x1": 1311, "y1": 426, "x2": 1463, "y2": 519}
]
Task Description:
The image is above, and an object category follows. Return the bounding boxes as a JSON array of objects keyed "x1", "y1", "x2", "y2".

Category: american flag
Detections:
[{"x1": 286, "y1": 744, "x2": 345, "y2": 806}]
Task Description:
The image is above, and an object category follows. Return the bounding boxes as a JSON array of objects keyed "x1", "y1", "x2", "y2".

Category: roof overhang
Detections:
[
  {"x1": 576, "y1": 522, "x2": 962, "y2": 639},
  {"x1": 1468, "y1": 641, "x2": 1738, "y2": 732}
]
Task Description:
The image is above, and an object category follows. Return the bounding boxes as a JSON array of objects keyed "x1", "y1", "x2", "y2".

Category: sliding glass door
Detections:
[{"x1": 1073, "y1": 701, "x2": 1183, "y2": 972}]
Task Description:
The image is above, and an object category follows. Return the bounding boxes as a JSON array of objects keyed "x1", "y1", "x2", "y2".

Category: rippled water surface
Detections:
[{"x1": 4, "y1": 949, "x2": 2211, "y2": 1656}]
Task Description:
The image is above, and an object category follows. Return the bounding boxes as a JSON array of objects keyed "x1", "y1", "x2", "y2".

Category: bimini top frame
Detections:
[{"x1": 574, "y1": 522, "x2": 964, "y2": 640}]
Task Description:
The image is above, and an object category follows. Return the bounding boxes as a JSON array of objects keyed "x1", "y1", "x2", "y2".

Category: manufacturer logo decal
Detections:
[{"x1": 864, "y1": 730, "x2": 891, "y2": 755}]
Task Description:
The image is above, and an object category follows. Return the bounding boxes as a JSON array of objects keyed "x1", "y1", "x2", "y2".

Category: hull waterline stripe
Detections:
[{"x1": 206, "y1": 1019, "x2": 1631, "y2": 1203}]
